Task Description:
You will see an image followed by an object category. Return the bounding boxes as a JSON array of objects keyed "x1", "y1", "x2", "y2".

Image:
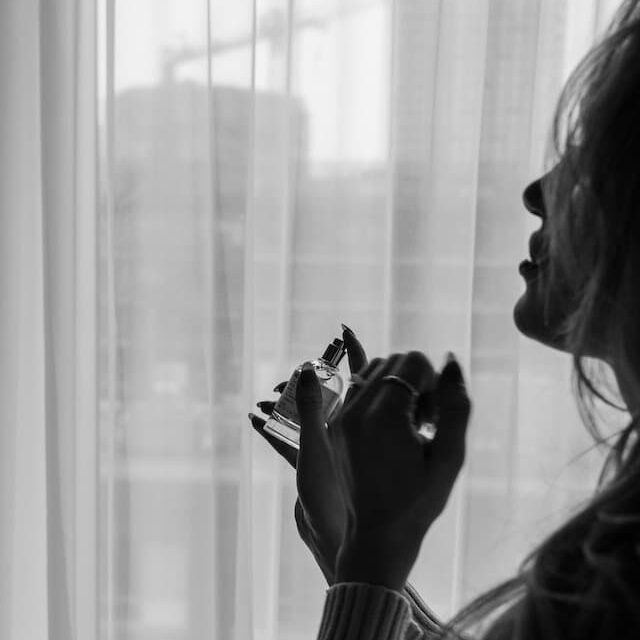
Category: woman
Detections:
[{"x1": 249, "y1": 0, "x2": 640, "y2": 637}]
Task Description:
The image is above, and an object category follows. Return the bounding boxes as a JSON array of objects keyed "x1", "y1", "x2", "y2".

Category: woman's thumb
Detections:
[
  {"x1": 296, "y1": 363, "x2": 323, "y2": 418},
  {"x1": 295, "y1": 362, "x2": 327, "y2": 450}
]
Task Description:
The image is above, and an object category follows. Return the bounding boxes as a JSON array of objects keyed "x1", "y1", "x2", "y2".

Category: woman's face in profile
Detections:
[{"x1": 513, "y1": 172, "x2": 579, "y2": 355}]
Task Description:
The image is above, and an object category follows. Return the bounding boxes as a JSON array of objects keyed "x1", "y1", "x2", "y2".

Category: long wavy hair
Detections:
[{"x1": 436, "y1": 2, "x2": 640, "y2": 638}]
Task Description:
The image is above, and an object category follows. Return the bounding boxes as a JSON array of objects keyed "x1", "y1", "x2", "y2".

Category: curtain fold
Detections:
[
  {"x1": 1, "y1": 1, "x2": 629, "y2": 640},
  {"x1": 1, "y1": 1, "x2": 98, "y2": 639},
  {"x1": 1, "y1": 2, "x2": 47, "y2": 636},
  {"x1": 98, "y1": 1, "x2": 627, "y2": 637}
]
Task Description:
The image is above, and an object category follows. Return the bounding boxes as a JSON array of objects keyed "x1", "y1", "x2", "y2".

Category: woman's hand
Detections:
[
  {"x1": 248, "y1": 325, "x2": 368, "y2": 584},
  {"x1": 295, "y1": 350, "x2": 471, "y2": 592}
]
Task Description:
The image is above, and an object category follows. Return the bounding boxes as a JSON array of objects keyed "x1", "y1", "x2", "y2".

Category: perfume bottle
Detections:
[{"x1": 263, "y1": 337, "x2": 347, "y2": 449}]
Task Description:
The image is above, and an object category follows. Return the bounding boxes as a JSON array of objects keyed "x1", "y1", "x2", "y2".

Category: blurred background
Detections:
[{"x1": 1, "y1": 0, "x2": 630, "y2": 639}]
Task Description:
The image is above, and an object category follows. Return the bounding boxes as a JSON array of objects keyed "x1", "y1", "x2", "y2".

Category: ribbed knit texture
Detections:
[
  {"x1": 405, "y1": 619, "x2": 429, "y2": 639},
  {"x1": 403, "y1": 582, "x2": 445, "y2": 637},
  {"x1": 317, "y1": 582, "x2": 415, "y2": 639}
]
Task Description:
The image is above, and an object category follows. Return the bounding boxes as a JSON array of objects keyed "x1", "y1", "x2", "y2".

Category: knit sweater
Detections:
[{"x1": 317, "y1": 582, "x2": 444, "y2": 639}]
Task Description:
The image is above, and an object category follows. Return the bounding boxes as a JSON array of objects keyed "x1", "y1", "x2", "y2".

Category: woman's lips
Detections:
[
  {"x1": 528, "y1": 231, "x2": 545, "y2": 263},
  {"x1": 519, "y1": 259, "x2": 539, "y2": 279}
]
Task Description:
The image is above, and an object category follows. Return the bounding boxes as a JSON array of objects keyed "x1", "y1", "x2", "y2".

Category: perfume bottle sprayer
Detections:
[{"x1": 263, "y1": 337, "x2": 347, "y2": 449}]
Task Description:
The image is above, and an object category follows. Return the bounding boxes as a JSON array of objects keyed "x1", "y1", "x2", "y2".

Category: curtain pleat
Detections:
[
  {"x1": 0, "y1": 0, "x2": 49, "y2": 635},
  {"x1": 98, "y1": 0, "x2": 119, "y2": 637},
  {"x1": 235, "y1": 0, "x2": 258, "y2": 636},
  {"x1": 73, "y1": 0, "x2": 99, "y2": 634},
  {"x1": 1, "y1": 0, "x2": 98, "y2": 638},
  {"x1": 203, "y1": 1, "x2": 220, "y2": 636}
]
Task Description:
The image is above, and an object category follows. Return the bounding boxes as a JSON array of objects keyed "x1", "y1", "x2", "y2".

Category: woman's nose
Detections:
[{"x1": 522, "y1": 178, "x2": 546, "y2": 218}]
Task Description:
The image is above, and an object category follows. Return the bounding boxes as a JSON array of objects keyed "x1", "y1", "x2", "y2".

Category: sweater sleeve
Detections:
[
  {"x1": 402, "y1": 582, "x2": 446, "y2": 638},
  {"x1": 317, "y1": 583, "x2": 430, "y2": 640}
]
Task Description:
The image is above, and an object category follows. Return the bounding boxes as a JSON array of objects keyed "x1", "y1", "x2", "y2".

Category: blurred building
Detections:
[{"x1": 99, "y1": 74, "x2": 394, "y2": 638}]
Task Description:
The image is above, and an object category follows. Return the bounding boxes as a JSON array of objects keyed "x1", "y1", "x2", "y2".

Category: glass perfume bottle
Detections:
[{"x1": 263, "y1": 337, "x2": 347, "y2": 449}]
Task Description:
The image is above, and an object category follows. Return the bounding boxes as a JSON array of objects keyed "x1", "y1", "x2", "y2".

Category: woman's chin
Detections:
[
  {"x1": 513, "y1": 290, "x2": 539, "y2": 340},
  {"x1": 512, "y1": 288, "x2": 569, "y2": 353}
]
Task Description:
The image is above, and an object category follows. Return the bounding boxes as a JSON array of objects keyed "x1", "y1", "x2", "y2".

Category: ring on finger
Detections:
[
  {"x1": 381, "y1": 374, "x2": 420, "y2": 400},
  {"x1": 348, "y1": 373, "x2": 367, "y2": 388}
]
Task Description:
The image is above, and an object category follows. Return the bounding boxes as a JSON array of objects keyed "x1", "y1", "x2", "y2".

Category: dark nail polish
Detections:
[
  {"x1": 341, "y1": 323, "x2": 355, "y2": 336},
  {"x1": 248, "y1": 412, "x2": 255, "y2": 420}
]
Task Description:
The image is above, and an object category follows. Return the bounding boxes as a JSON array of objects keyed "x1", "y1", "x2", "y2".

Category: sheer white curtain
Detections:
[
  {"x1": 0, "y1": 1, "x2": 97, "y2": 639},
  {"x1": 1, "y1": 0, "x2": 629, "y2": 639}
]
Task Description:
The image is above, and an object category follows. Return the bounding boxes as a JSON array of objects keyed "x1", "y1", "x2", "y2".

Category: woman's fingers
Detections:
[
  {"x1": 295, "y1": 363, "x2": 326, "y2": 456},
  {"x1": 343, "y1": 357, "x2": 384, "y2": 405},
  {"x1": 256, "y1": 323, "x2": 369, "y2": 467},
  {"x1": 273, "y1": 380, "x2": 287, "y2": 394},
  {"x1": 368, "y1": 352, "x2": 436, "y2": 424},
  {"x1": 342, "y1": 324, "x2": 368, "y2": 373},
  {"x1": 342, "y1": 351, "x2": 439, "y2": 435},
  {"x1": 273, "y1": 323, "x2": 365, "y2": 405},
  {"x1": 248, "y1": 412, "x2": 298, "y2": 469},
  {"x1": 257, "y1": 400, "x2": 275, "y2": 415},
  {"x1": 345, "y1": 354, "x2": 406, "y2": 415},
  {"x1": 415, "y1": 384, "x2": 439, "y2": 427},
  {"x1": 427, "y1": 356, "x2": 472, "y2": 473}
]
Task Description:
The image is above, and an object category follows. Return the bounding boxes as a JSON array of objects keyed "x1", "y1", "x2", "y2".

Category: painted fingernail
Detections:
[
  {"x1": 299, "y1": 361, "x2": 314, "y2": 385},
  {"x1": 441, "y1": 354, "x2": 464, "y2": 385},
  {"x1": 256, "y1": 402, "x2": 264, "y2": 410},
  {"x1": 341, "y1": 323, "x2": 355, "y2": 336},
  {"x1": 248, "y1": 412, "x2": 256, "y2": 420}
]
